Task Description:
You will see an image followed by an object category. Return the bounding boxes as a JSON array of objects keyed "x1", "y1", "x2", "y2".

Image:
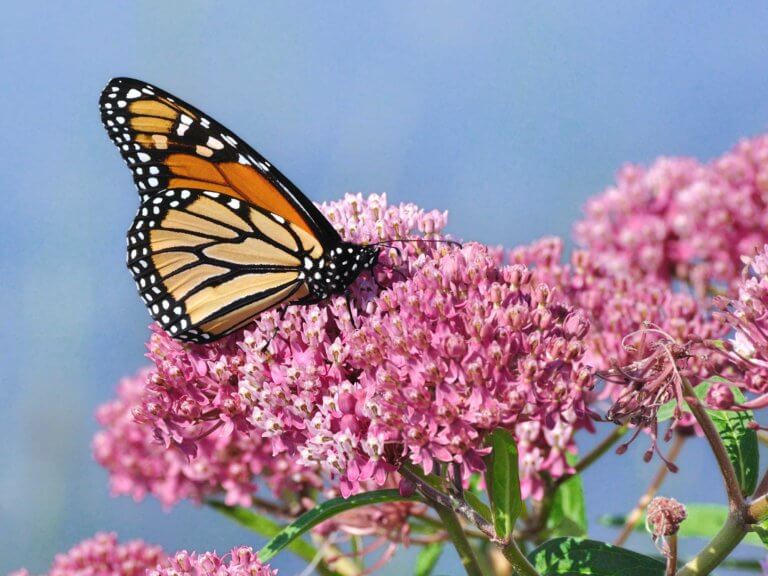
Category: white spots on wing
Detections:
[
  {"x1": 181, "y1": 190, "x2": 191, "y2": 199},
  {"x1": 126, "y1": 88, "x2": 142, "y2": 99},
  {"x1": 152, "y1": 197, "x2": 163, "y2": 205},
  {"x1": 206, "y1": 136, "x2": 224, "y2": 150},
  {"x1": 227, "y1": 198, "x2": 240, "y2": 209},
  {"x1": 237, "y1": 154, "x2": 251, "y2": 165},
  {"x1": 117, "y1": 100, "x2": 127, "y2": 108},
  {"x1": 180, "y1": 114, "x2": 193, "y2": 125},
  {"x1": 147, "y1": 177, "x2": 159, "y2": 187},
  {"x1": 137, "y1": 152, "x2": 151, "y2": 162},
  {"x1": 173, "y1": 306, "x2": 182, "y2": 315},
  {"x1": 177, "y1": 124, "x2": 189, "y2": 136},
  {"x1": 221, "y1": 134, "x2": 237, "y2": 147},
  {"x1": 303, "y1": 257, "x2": 314, "y2": 269},
  {"x1": 170, "y1": 200, "x2": 179, "y2": 207},
  {"x1": 200, "y1": 118, "x2": 211, "y2": 128},
  {"x1": 203, "y1": 191, "x2": 220, "y2": 198},
  {"x1": 272, "y1": 214, "x2": 285, "y2": 224}
]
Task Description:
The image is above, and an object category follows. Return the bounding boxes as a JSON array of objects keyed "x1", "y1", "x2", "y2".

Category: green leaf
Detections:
[
  {"x1": 415, "y1": 542, "x2": 444, "y2": 576},
  {"x1": 547, "y1": 455, "x2": 588, "y2": 538},
  {"x1": 657, "y1": 377, "x2": 759, "y2": 496},
  {"x1": 208, "y1": 501, "x2": 319, "y2": 562},
  {"x1": 708, "y1": 389, "x2": 759, "y2": 496},
  {"x1": 528, "y1": 537, "x2": 665, "y2": 575},
  {"x1": 258, "y1": 489, "x2": 420, "y2": 562},
  {"x1": 656, "y1": 379, "x2": 713, "y2": 422},
  {"x1": 599, "y1": 503, "x2": 765, "y2": 547},
  {"x1": 753, "y1": 521, "x2": 768, "y2": 548},
  {"x1": 465, "y1": 483, "x2": 493, "y2": 523},
  {"x1": 484, "y1": 429, "x2": 523, "y2": 539}
]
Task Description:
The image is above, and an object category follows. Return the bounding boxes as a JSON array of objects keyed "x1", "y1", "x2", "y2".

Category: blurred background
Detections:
[{"x1": 3, "y1": 1, "x2": 768, "y2": 573}]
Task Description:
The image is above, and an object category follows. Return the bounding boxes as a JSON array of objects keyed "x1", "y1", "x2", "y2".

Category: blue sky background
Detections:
[{"x1": 3, "y1": 2, "x2": 768, "y2": 574}]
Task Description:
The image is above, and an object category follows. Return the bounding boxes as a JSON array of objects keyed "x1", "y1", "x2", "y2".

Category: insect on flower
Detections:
[{"x1": 100, "y1": 78, "x2": 401, "y2": 343}]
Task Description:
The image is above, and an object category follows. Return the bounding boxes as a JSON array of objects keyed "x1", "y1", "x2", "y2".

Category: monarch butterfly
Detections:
[{"x1": 100, "y1": 78, "x2": 380, "y2": 343}]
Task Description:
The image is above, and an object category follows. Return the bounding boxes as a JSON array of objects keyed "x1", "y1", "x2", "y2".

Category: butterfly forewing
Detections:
[
  {"x1": 127, "y1": 188, "x2": 317, "y2": 342},
  {"x1": 99, "y1": 77, "x2": 341, "y2": 243}
]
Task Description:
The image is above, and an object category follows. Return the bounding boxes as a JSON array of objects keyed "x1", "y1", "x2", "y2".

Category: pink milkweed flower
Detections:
[
  {"x1": 601, "y1": 324, "x2": 702, "y2": 468},
  {"x1": 575, "y1": 134, "x2": 768, "y2": 295},
  {"x1": 150, "y1": 547, "x2": 276, "y2": 576},
  {"x1": 8, "y1": 532, "x2": 166, "y2": 576},
  {"x1": 94, "y1": 367, "x2": 322, "y2": 509},
  {"x1": 708, "y1": 245, "x2": 768, "y2": 412}
]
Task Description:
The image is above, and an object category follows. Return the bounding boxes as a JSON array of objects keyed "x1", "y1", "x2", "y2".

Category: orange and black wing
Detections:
[
  {"x1": 100, "y1": 77, "x2": 341, "y2": 244},
  {"x1": 128, "y1": 187, "x2": 324, "y2": 342}
]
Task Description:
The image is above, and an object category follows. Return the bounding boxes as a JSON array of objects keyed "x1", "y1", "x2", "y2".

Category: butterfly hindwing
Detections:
[
  {"x1": 100, "y1": 77, "x2": 341, "y2": 244},
  {"x1": 127, "y1": 187, "x2": 320, "y2": 342}
]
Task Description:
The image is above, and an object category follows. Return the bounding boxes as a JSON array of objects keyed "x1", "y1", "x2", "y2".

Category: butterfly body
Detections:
[{"x1": 102, "y1": 78, "x2": 380, "y2": 343}]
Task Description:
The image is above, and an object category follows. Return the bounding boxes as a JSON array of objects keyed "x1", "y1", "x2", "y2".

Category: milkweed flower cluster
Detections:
[
  {"x1": 710, "y1": 245, "x2": 768, "y2": 401},
  {"x1": 99, "y1": 194, "x2": 593, "y2": 505},
  {"x1": 509, "y1": 237, "x2": 721, "y2": 378},
  {"x1": 510, "y1": 237, "x2": 723, "y2": 460},
  {"x1": 150, "y1": 547, "x2": 276, "y2": 576},
  {"x1": 574, "y1": 135, "x2": 768, "y2": 293},
  {"x1": 7, "y1": 534, "x2": 277, "y2": 576},
  {"x1": 241, "y1": 239, "x2": 593, "y2": 496},
  {"x1": 8, "y1": 533, "x2": 165, "y2": 576},
  {"x1": 93, "y1": 366, "x2": 322, "y2": 508}
]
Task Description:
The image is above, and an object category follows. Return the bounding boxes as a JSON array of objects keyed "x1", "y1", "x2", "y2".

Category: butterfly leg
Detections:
[
  {"x1": 344, "y1": 289, "x2": 358, "y2": 329},
  {"x1": 258, "y1": 306, "x2": 289, "y2": 352}
]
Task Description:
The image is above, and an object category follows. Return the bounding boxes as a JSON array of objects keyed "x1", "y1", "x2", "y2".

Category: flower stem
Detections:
[
  {"x1": 676, "y1": 377, "x2": 753, "y2": 575},
  {"x1": 432, "y1": 500, "x2": 485, "y2": 576},
  {"x1": 676, "y1": 514, "x2": 746, "y2": 576},
  {"x1": 399, "y1": 463, "x2": 496, "y2": 539},
  {"x1": 666, "y1": 534, "x2": 678, "y2": 576},
  {"x1": 614, "y1": 433, "x2": 685, "y2": 546},
  {"x1": 400, "y1": 463, "x2": 540, "y2": 576},
  {"x1": 499, "y1": 537, "x2": 540, "y2": 576},
  {"x1": 681, "y1": 378, "x2": 745, "y2": 513}
]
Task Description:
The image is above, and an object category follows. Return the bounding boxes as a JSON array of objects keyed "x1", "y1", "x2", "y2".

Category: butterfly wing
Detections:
[
  {"x1": 128, "y1": 187, "x2": 324, "y2": 342},
  {"x1": 100, "y1": 77, "x2": 341, "y2": 244}
]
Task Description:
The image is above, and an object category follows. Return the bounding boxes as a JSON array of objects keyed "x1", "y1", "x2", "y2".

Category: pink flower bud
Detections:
[{"x1": 647, "y1": 496, "x2": 687, "y2": 536}]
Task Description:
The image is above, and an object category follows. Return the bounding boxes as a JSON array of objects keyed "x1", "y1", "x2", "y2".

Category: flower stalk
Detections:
[{"x1": 680, "y1": 378, "x2": 744, "y2": 513}]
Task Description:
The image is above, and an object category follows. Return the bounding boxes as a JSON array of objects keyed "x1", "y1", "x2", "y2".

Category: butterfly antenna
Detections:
[
  {"x1": 344, "y1": 289, "x2": 358, "y2": 328},
  {"x1": 373, "y1": 237, "x2": 463, "y2": 249}
]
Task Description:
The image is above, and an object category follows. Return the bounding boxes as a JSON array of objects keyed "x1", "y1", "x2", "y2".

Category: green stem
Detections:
[
  {"x1": 676, "y1": 514, "x2": 747, "y2": 576},
  {"x1": 499, "y1": 537, "x2": 540, "y2": 576},
  {"x1": 676, "y1": 378, "x2": 751, "y2": 575},
  {"x1": 681, "y1": 378, "x2": 744, "y2": 513},
  {"x1": 432, "y1": 501, "x2": 485, "y2": 576}
]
